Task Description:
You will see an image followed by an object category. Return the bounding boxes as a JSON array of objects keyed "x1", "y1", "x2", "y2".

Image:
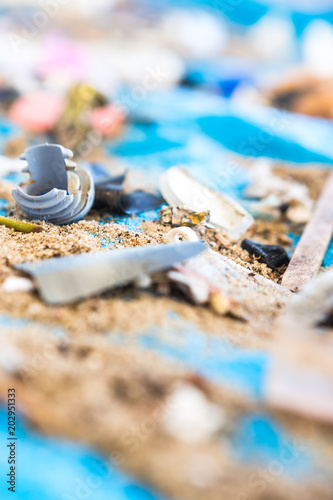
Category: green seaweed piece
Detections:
[{"x1": 0, "y1": 215, "x2": 43, "y2": 233}]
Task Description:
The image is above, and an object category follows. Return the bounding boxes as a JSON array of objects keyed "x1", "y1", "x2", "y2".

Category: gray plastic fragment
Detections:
[
  {"x1": 15, "y1": 241, "x2": 206, "y2": 304},
  {"x1": 12, "y1": 143, "x2": 95, "y2": 225}
]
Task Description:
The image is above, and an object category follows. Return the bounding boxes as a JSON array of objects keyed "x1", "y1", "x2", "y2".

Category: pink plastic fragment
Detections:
[
  {"x1": 9, "y1": 91, "x2": 65, "y2": 133},
  {"x1": 88, "y1": 104, "x2": 126, "y2": 137}
]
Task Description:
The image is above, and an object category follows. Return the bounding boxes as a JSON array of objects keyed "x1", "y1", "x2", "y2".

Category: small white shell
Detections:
[
  {"x1": 2, "y1": 276, "x2": 35, "y2": 293},
  {"x1": 160, "y1": 166, "x2": 253, "y2": 241},
  {"x1": 166, "y1": 226, "x2": 198, "y2": 244}
]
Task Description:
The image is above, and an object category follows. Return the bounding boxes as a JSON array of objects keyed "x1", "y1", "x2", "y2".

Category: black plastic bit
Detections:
[{"x1": 241, "y1": 239, "x2": 290, "y2": 269}]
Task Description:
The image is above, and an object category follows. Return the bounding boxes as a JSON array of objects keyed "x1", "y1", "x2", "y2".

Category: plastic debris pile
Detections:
[{"x1": 0, "y1": 2, "x2": 332, "y2": 500}]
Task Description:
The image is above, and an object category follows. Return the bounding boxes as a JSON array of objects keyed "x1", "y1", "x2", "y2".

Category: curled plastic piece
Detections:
[
  {"x1": 12, "y1": 143, "x2": 95, "y2": 225},
  {"x1": 92, "y1": 167, "x2": 164, "y2": 214}
]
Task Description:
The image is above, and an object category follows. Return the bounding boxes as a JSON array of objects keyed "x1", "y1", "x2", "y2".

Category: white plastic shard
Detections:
[
  {"x1": 12, "y1": 143, "x2": 95, "y2": 225},
  {"x1": 264, "y1": 271, "x2": 333, "y2": 424},
  {"x1": 159, "y1": 166, "x2": 253, "y2": 241}
]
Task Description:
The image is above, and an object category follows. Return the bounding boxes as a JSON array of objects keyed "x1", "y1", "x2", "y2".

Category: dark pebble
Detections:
[{"x1": 241, "y1": 239, "x2": 290, "y2": 269}]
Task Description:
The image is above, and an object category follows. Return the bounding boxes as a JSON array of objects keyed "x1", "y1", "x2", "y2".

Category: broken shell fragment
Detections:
[
  {"x1": 286, "y1": 203, "x2": 312, "y2": 225},
  {"x1": 244, "y1": 159, "x2": 313, "y2": 223},
  {"x1": 159, "y1": 166, "x2": 253, "y2": 241},
  {"x1": 159, "y1": 206, "x2": 210, "y2": 227},
  {"x1": 166, "y1": 227, "x2": 198, "y2": 244},
  {"x1": 12, "y1": 143, "x2": 95, "y2": 225},
  {"x1": 166, "y1": 263, "x2": 236, "y2": 316},
  {"x1": 167, "y1": 266, "x2": 211, "y2": 304}
]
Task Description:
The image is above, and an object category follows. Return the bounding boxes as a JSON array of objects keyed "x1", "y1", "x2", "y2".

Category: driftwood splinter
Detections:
[{"x1": 282, "y1": 171, "x2": 333, "y2": 292}]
